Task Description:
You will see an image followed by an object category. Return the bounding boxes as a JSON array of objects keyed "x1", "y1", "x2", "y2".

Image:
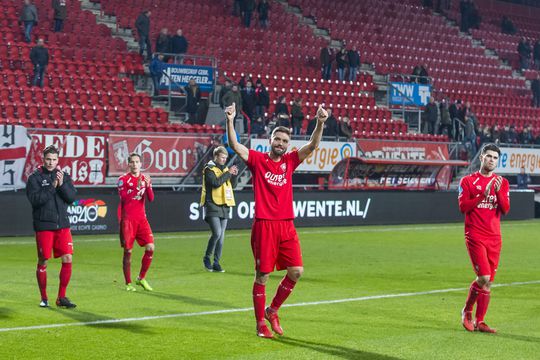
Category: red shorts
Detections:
[
  {"x1": 120, "y1": 219, "x2": 154, "y2": 250},
  {"x1": 465, "y1": 236, "x2": 501, "y2": 282},
  {"x1": 251, "y1": 219, "x2": 303, "y2": 273},
  {"x1": 36, "y1": 228, "x2": 73, "y2": 259}
]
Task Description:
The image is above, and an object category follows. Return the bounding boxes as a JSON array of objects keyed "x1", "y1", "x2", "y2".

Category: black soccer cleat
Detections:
[
  {"x1": 212, "y1": 263, "x2": 225, "y2": 273},
  {"x1": 56, "y1": 297, "x2": 77, "y2": 309}
]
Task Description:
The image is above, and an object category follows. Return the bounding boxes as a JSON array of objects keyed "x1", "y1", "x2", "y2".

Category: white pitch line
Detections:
[
  {"x1": 1, "y1": 222, "x2": 538, "y2": 246},
  {"x1": 1, "y1": 280, "x2": 539, "y2": 333}
]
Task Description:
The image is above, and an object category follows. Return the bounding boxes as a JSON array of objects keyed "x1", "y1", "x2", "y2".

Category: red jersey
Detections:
[
  {"x1": 246, "y1": 149, "x2": 302, "y2": 220},
  {"x1": 458, "y1": 171, "x2": 510, "y2": 240},
  {"x1": 117, "y1": 173, "x2": 155, "y2": 221}
]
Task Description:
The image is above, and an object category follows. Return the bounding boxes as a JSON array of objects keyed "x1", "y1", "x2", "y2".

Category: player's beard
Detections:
[{"x1": 271, "y1": 145, "x2": 286, "y2": 157}]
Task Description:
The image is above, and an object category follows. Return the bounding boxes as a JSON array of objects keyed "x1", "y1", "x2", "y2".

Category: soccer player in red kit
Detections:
[
  {"x1": 458, "y1": 143, "x2": 510, "y2": 333},
  {"x1": 225, "y1": 102, "x2": 328, "y2": 338},
  {"x1": 118, "y1": 153, "x2": 155, "y2": 292}
]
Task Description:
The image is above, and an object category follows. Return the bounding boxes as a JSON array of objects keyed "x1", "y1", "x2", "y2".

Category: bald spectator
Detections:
[
  {"x1": 30, "y1": 38, "x2": 48, "y2": 88},
  {"x1": 171, "y1": 29, "x2": 188, "y2": 57}
]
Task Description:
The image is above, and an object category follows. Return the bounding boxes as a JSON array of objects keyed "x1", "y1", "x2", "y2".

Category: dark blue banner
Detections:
[{"x1": 160, "y1": 64, "x2": 215, "y2": 92}]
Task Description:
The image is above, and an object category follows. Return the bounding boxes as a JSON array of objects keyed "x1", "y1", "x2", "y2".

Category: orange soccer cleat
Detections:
[
  {"x1": 476, "y1": 322, "x2": 497, "y2": 333},
  {"x1": 265, "y1": 307, "x2": 284, "y2": 335}
]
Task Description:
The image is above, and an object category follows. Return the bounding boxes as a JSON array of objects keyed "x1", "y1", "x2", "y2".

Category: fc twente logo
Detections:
[{"x1": 280, "y1": 163, "x2": 287, "y2": 172}]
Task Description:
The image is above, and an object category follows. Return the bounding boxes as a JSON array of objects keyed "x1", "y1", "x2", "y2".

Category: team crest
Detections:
[
  {"x1": 280, "y1": 163, "x2": 287, "y2": 172},
  {"x1": 476, "y1": 185, "x2": 482, "y2": 190}
]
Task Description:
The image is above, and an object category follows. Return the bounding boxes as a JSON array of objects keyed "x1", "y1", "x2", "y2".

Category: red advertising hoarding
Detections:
[
  {"x1": 24, "y1": 130, "x2": 107, "y2": 185},
  {"x1": 108, "y1": 134, "x2": 213, "y2": 176}
]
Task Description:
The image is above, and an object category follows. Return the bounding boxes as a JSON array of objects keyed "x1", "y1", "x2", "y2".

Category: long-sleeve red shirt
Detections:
[
  {"x1": 458, "y1": 172, "x2": 510, "y2": 240},
  {"x1": 117, "y1": 173, "x2": 154, "y2": 221}
]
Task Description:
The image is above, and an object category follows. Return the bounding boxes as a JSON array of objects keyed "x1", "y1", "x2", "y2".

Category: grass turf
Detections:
[{"x1": 0, "y1": 220, "x2": 539, "y2": 359}]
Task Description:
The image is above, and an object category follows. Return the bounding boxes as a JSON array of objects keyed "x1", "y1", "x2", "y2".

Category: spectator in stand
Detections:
[
  {"x1": 219, "y1": 80, "x2": 232, "y2": 109},
  {"x1": 238, "y1": 74, "x2": 252, "y2": 90},
  {"x1": 507, "y1": 125, "x2": 518, "y2": 144},
  {"x1": 491, "y1": 125, "x2": 501, "y2": 144},
  {"x1": 520, "y1": 126, "x2": 534, "y2": 144},
  {"x1": 464, "y1": 115, "x2": 477, "y2": 158},
  {"x1": 135, "y1": 10, "x2": 152, "y2": 62},
  {"x1": 347, "y1": 46, "x2": 360, "y2": 82},
  {"x1": 439, "y1": 98, "x2": 452, "y2": 137},
  {"x1": 52, "y1": 0, "x2": 67, "y2": 33},
  {"x1": 155, "y1": 28, "x2": 171, "y2": 55},
  {"x1": 339, "y1": 115, "x2": 353, "y2": 140},
  {"x1": 251, "y1": 116, "x2": 267, "y2": 136},
  {"x1": 518, "y1": 38, "x2": 532, "y2": 70},
  {"x1": 501, "y1": 16, "x2": 516, "y2": 35},
  {"x1": 323, "y1": 109, "x2": 339, "y2": 137},
  {"x1": 499, "y1": 125, "x2": 510, "y2": 143},
  {"x1": 449, "y1": 99, "x2": 462, "y2": 140},
  {"x1": 243, "y1": 0, "x2": 255, "y2": 28},
  {"x1": 20, "y1": 0, "x2": 38, "y2": 43},
  {"x1": 241, "y1": 80, "x2": 256, "y2": 130},
  {"x1": 274, "y1": 96, "x2": 289, "y2": 118},
  {"x1": 479, "y1": 125, "x2": 493, "y2": 145},
  {"x1": 30, "y1": 38, "x2": 49, "y2": 88},
  {"x1": 222, "y1": 84, "x2": 243, "y2": 130},
  {"x1": 149, "y1": 54, "x2": 164, "y2": 97},
  {"x1": 336, "y1": 48, "x2": 348, "y2": 82},
  {"x1": 531, "y1": 73, "x2": 540, "y2": 107},
  {"x1": 306, "y1": 116, "x2": 317, "y2": 135},
  {"x1": 412, "y1": 64, "x2": 429, "y2": 84},
  {"x1": 320, "y1": 45, "x2": 333, "y2": 80},
  {"x1": 275, "y1": 113, "x2": 291, "y2": 129},
  {"x1": 171, "y1": 29, "x2": 188, "y2": 60},
  {"x1": 459, "y1": 0, "x2": 471, "y2": 33},
  {"x1": 257, "y1": 0, "x2": 270, "y2": 28},
  {"x1": 254, "y1": 79, "x2": 269, "y2": 119},
  {"x1": 290, "y1": 98, "x2": 304, "y2": 136},
  {"x1": 424, "y1": 97, "x2": 438, "y2": 135},
  {"x1": 233, "y1": 0, "x2": 242, "y2": 17},
  {"x1": 533, "y1": 40, "x2": 540, "y2": 70},
  {"x1": 185, "y1": 79, "x2": 201, "y2": 124},
  {"x1": 516, "y1": 167, "x2": 531, "y2": 189}
]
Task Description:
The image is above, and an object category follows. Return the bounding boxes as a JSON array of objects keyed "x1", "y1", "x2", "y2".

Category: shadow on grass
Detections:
[
  {"x1": 0, "y1": 307, "x2": 14, "y2": 320},
  {"x1": 496, "y1": 333, "x2": 540, "y2": 343},
  {"x1": 52, "y1": 308, "x2": 153, "y2": 334},
  {"x1": 139, "y1": 290, "x2": 236, "y2": 308},
  {"x1": 275, "y1": 337, "x2": 402, "y2": 360},
  {"x1": 221, "y1": 270, "x2": 335, "y2": 284}
]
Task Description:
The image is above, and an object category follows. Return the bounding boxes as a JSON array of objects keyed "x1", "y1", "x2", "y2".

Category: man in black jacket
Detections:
[
  {"x1": 26, "y1": 145, "x2": 77, "y2": 309},
  {"x1": 135, "y1": 10, "x2": 152, "y2": 61},
  {"x1": 52, "y1": 0, "x2": 67, "y2": 32},
  {"x1": 347, "y1": 46, "x2": 360, "y2": 82},
  {"x1": 170, "y1": 29, "x2": 188, "y2": 58},
  {"x1": 30, "y1": 38, "x2": 49, "y2": 88}
]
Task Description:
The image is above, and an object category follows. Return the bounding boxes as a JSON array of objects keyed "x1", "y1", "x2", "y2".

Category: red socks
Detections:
[
  {"x1": 123, "y1": 252, "x2": 132, "y2": 284},
  {"x1": 253, "y1": 282, "x2": 266, "y2": 324},
  {"x1": 36, "y1": 264, "x2": 48, "y2": 300},
  {"x1": 464, "y1": 281, "x2": 482, "y2": 312},
  {"x1": 58, "y1": 262, "x2": 72, "y2": 299},
  {"x1": 139, "y1": 250, "x2": 154, "y2": 280},
  {"x1": 475, "y1": 288, "x2": 491, "y2": 323},
  {"x1": 270, "y1": 275, "x2": 297, "y2": 311}
]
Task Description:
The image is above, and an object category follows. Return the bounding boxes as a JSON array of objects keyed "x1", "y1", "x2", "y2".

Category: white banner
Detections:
[
  {"x1": 498, "y1": 147, "x2": 540, "y2": 174},
  {"x1": 0, "y1": 125, "x2": 31, "y2": 190},
  {"x1": 250, "y1": 139, "x2": 356, "y2": 172}
]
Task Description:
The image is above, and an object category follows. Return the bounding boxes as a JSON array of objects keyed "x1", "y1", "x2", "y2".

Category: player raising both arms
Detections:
[
  {"x1": 458, "y1": 144, "x2": 510, "y2": 333},
  {"x1": 225, "y1": 102, "x2": 328, "y2": 338},
  {"x1": 118, "y1": 153, "x2": 155, "y2": 292}
]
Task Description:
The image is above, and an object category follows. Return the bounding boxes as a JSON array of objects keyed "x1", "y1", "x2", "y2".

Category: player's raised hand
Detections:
[
  {"x1": 225, "y1": 103, "x2": 236, "y2": 122},
  {"x1": 316, "y1": 105, "x2": 328, "y2": 123},
  {"x1": 484, "y1": 177, "x2": 496, "y2": 197},
  {"x1": 494, "y1": 176, "x2": 502, "y2": 192}
]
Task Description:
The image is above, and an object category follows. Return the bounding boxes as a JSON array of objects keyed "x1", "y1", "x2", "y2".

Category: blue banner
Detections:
[
  {"x1": 160, "y1": 64, "x2": 215, "y2": 92},
  {"x1": 389, "y1": 82, "x2": 431, "y2": 106}
]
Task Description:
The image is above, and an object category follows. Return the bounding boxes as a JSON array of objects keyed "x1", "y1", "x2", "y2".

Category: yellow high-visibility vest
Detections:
[{"x1": 200, "y1": 163, "x2": 235, "y2": 206}]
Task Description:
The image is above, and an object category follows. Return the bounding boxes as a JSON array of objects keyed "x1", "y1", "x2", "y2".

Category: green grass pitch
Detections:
[{"x1": 1, "y1": 220, "x2": 539, "y2": 359}]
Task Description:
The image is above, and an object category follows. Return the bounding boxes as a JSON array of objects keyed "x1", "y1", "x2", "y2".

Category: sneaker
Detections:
[
  {"x1": 136, "y1": 278, "x2": 153, "y2": 291},
  {"x1": 265, "y1": 307, "x2": 284, "y2": 335},
  {"x1": 461, "y1": 308, "x2": 474, "y2": 332},
  {"x1": 39, "y1": 299, "x2": 49, "y2": 308},
  {"x1": 56, "y1": 297, "x2": 77, "y2": 309},
  {"x1": 126, "y1": 283, "x2": 137, "y2": 292},
  {"x1": 256, "y1": 323, "x2": 274, "y2": 339},
  {"x1": 475, "y1": 321, "x2": 497, "y2": 333},
  {"x1": 203, "y1": 257, "x2": 213, "y2": 272},
  {"x1": 212, "y1": 263, "x2": 225, "y2": 273}
]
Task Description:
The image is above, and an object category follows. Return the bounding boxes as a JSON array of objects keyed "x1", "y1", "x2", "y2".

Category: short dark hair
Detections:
[
  {"x1": 128, "y1": 153, "x2": 141, "y2": 162},
  {"x1": 271, "y1": 126, "x2": 291, "y2": 138},
  {"x1": 481, "y1": 143, "x2": 500, "y2": 156},
  {"x1": 43, "y1": 145, "x2": 59, "y2": 157}
]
